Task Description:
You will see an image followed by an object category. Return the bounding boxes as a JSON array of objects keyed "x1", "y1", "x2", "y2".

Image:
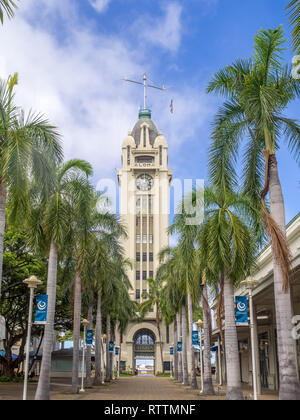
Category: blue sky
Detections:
[{"x1": 0, "y1": 0, "x2": 299, "y2": 223}]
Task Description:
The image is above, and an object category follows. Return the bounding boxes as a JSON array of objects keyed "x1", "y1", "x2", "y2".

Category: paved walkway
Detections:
[
  {"x1": 0, "y1": 376, "x2": 278, "y2": 400},
  {"x1": 53, "y1": 376, "x2": 203, "y2": 400}
]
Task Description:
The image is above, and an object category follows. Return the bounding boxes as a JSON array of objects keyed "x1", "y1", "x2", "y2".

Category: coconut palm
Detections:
[
  {"x1": 207, "y1": 26, "x2": 300, "y2": 400},
  {"x1": 71, "y1": 191, "x2": 127, "y2": 393},
  {"x1": 28, "y1": 159, "x2": 92, "y2": 400},
  {"x1": 201, "y1": 281, "x2": 215, "y2": 395},
  {"x1": 0, "y1": 0, "x2": 17, "y2": 23},
  {"x1": 199, "y1": 187, "x2": 257, "y2": 400},
  {"x1": 0, "y1": 74, "x2": 62, "y2": 302},
  {"x1": 169, "y1": 212, "x2": 200, "y2": 389},
  {"x1": 287, "y1": 0, "x2": 300, "y2": 52}
]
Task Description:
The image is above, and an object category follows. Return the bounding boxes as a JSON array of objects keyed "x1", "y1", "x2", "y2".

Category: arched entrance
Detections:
[{"x1": 133, "y1": 329, "x2": 156, "y2": 376}]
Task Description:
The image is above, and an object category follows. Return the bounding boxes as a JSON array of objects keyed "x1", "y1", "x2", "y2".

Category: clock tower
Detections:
[{"x1": 117, "y1": 108, "x2": 173, "y2": 374}]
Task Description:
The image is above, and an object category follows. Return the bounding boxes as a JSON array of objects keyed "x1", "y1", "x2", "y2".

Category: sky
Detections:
[{"x1": 0, "y1": 0, "x2": 299, "y2": 228}]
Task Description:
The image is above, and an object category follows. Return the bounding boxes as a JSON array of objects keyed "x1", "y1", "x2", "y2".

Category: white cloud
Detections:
[
  {"x1": 139, "y1": 3, "x2": 183, "y2": 53},
  {"x1": 89, "y1": 0, "x2": 112, "y2": 14},
  {"x1": 0, "y1": 0, "x2": 211, "y2": 184}
]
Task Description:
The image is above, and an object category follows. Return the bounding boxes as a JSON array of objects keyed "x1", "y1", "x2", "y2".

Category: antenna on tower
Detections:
[{"x1": 122, "y1": 72, "x2": 167, "y2": 109}]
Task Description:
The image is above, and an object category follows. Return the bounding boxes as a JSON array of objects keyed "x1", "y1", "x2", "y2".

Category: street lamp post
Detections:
[
  {"x1": 241, "y1": 278, "x2": 259, "y2": 401},
  {"x1": 80, "y1": 319, "x2": 89, "y2": 393},
  {"x1": 23, "y1": 276, "x2": 42, "y2": 401},
  {"x1": 197, "y1": 319, "x2": 204, "y2": 393}
]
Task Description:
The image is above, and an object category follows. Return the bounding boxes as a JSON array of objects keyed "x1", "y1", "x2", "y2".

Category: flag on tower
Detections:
[{"x1": 170, "y1": 99, "x2": 174, "y2": 114}]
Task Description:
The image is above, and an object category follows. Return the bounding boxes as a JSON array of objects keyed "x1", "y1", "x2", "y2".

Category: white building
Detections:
[
  {"x1": 116, "y1": 108, "x2": 174, "y2": 374},
  {"x1": 211, "y1": 212, "x2": 300, "y2": 393}
]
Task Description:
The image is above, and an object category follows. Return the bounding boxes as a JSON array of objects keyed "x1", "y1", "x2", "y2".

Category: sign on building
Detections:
[
  {"x1": 34, "y1": 295, "x2": 48, "y2": 324},
  {"x1": 177, "y1": 341, "x2": 182, "y2": 353},
  {"x1": 109, "y1": 341, "x2": 114, "y2": 353},
  {"x1": 192, "y1": 331, "x2": 199, "y2": 346},
  {"x1": 170, "y1": 346, "x2": 174, "y2": 355},
  {"x1": 86, "y1": 330, "x2": 93, "y2": 345},
  {"x1": 235, "y1": 296, "x2": 248, "y2": 325}
]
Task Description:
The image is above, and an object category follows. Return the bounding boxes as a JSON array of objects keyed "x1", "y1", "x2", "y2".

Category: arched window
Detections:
[
  {"x1": 134, "y1": 329, "x2": 155, "y2": 345},
  {"x1": 127, "y1": 146, "x2": 131, "y2": 165}
]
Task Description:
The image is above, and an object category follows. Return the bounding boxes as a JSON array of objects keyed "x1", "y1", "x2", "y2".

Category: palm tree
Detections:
[
  {"x1": 207, "y1": 26, "x2": 300, "y2": 400},
  {"x1": 0, "y1": 0, "x2": 17, "y2": 23},
  {"x1": 71, "y1": 191, "x2": 126, "y2": 393},
  {"x1": 0, "y1": 74, "x2": 62, "y2": 302},
  {"x1": 287, "y1": 0, "x2": 300, "y2": 53},
  {"x1": 169, "y1": 213, "x2": 200, "y2": 389},
  {"x1": 200, "y1": 187, "x2": 257, "y2": 400},
  {"x1": 29, "y1": 159, "x2": 92, "y2": 400}
]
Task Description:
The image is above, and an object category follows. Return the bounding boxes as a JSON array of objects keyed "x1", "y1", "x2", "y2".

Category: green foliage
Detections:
[
  {"x1": 0, "y1": 0, "x2": 18, "y2": 24},
  {"x1": 207, "y1": 26, "x2": 300, "y2": 207},
  {"x1": 287, "y1": 0, "x2": 300, "y2": 53}
]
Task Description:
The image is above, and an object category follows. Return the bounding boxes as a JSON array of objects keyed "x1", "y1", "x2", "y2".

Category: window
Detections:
[
  {"x1": 136, "y1": 235, "x2": 140, "y2": 243},
  {"x1": 142, "y1": 197, "x2": 147, "y2": 211},
  {"x1": 159, "y1": 145, "x2": 162, "y2": 166},
  {"x1": 143, "y1": 271, "x2": 147, "y2": 280},
  {"x1": 136, "y1": 252, "x2": 140, "y2": 262},
  {"x1": 149, "y1": 235, "x2": 153, "y2": 244},
  {"x1": 142, "y1": 217, "x2": 147, "y2": 227},
  {"x1": 149, "y1": 252, "x2": 153, "y2": 262},
  {"x1": 149, "y1": 217, "x2": 153, "y2": 227},
  {"x1": 136, "y1": 198, "x2": 141, "y2": 210},
  {"x1": 163, "y1": 361, "x2": 171, "y2": 372},
  {"x1": 136, "y1": 289, "x2": 140, "y2": 300},
  {"x1": 143, "y1": 127, "x2": 146, "y2": 147},
  {"x1": 143, "y1": 234, "x2": 147, "y2": 244},
  {"x1": 136, "y1": 271, "x2": 140, "y2": 280},
  {"x1": 127, "y1": 146, "x2": 131, "y2": 165},
  {"x1": 136, "y1": 216, "x2": 140, "y2": 227},
  {"x1": 143, "y1": 252, "x2": 147, "y2": 262},
  {"x1": 149, "y1": 197, "x2": 153, "y2": 213},
  {"x1": 149, "y1": 271, "x2": 153, "y2": 278}
]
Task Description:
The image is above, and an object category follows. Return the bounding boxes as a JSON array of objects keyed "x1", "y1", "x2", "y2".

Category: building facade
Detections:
[
  {"x1": 116, "y1": 108, "x2": 173, "y2": 374},
  {"x1": 211, "y1": 212, "x2": 300, "y2": 394}
]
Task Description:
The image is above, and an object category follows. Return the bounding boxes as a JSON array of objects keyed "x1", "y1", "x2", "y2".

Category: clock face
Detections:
[{"x1": 136, "y1": 174, "x2": 153, "y2": 191}]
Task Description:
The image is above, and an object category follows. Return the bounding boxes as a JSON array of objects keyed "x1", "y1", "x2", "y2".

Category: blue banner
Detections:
[
  {"x1": 115, "y1": 347, "x2": 119, "y2": 356},
  {"x1": 235, "y1": 296, "x2": 248, "y2": 325},
  {"x1": 86, "y1": 330, "x2": 93, "y2": 345},
  {"x1": 177, "y1": 341, "x2": 182, "y2": 353},
  {"x1": 34, "y1": 295, "x2": 48, "y2": 325},
  {"x1": 170, "y1": 346, "x2": 174, "y2": 356},
  {"x1": 192, "y1": 331, "x2": 199, "y2": 346},
  {"x1": 109, "y1": 341, "x2": 114, "y2": 353}
]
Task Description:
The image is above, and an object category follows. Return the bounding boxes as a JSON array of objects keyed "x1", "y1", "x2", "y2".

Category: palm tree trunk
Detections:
[
  {"x1": 105, "y1": 314, "x2": 111, "y2": 381},
  {"x1": 94, "y1": 292, "x2": 102, "y2": 385},
  {"x1": 269, "y1": 155, "x2": 300, "y2": 400},
  {"x1": 35, "y1": 238, "x2": 58, "y2": 400},
  {"x1": 187, "y1": 293, "x2": 198, "y2": 389},
  {"x1": 181, "y1": 304, "x2": 189, "y2": 386},
  {"x1": 85, "y1": 299, "x2": 93, "y2": 388},
  {"x1": 176, "y1": 312, "x2": 183, "y2": 382},
  {"x1": 202, "y1": 284, "x2": 215, "y2": 394},
  {"x1": 0, "y1": 180, "x2": 6, "y2": 302},
  {"x1": 72, "y1": 270, "x2": 81, "y2": 394},
  {"x1": 156, "y1": 315, "x2": 164, "y2": 374},
  {"x1": 224, "y1": 276, "x2": 243, "y2": 400},
  {"x1": 173, "y1": 321, "x2": 178, "y2": 380}
]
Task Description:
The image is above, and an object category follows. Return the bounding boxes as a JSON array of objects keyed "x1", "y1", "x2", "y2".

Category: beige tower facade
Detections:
[{"x1": 117, "y1": 109, "x2": 173, "y2": 374}]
